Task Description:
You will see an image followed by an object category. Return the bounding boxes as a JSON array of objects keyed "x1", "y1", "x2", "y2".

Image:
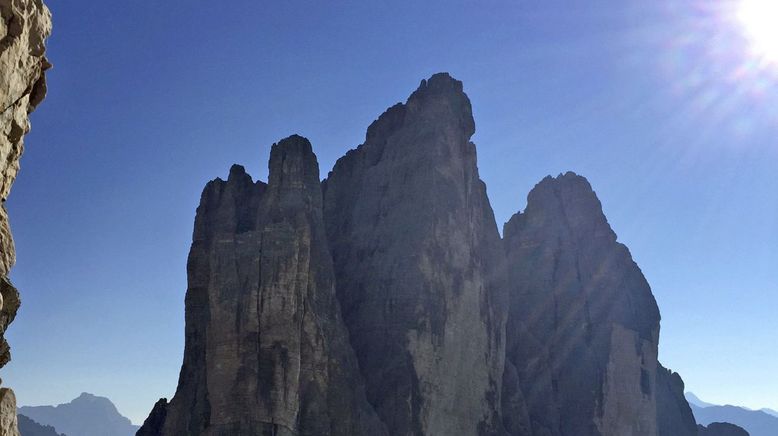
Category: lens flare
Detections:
[{"x1": 738, "y1": 0, "x2": 778, "y2": 64}]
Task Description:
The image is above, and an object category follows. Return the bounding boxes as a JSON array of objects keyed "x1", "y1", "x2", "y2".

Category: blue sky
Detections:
[{"x1": 5, "y1": 0, "x2": 777, "y2": 424}]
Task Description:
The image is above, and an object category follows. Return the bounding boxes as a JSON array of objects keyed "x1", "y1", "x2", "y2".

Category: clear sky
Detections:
[{"x1": 5, "y1": 0, "x2": 777, "y2": 425}]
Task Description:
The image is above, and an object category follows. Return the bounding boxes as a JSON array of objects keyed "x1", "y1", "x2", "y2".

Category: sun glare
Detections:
[{"x1": 738, "y1": 0, "x2": 778, "y2": 64}]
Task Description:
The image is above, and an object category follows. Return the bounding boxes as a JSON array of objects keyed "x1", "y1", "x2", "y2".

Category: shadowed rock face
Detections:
[
  {"x1": 502, "y1": 173, "x2": 661, "y2": 436},
  {"x1": 322, "y1": 73, "x2": 507, "y2": 436},
  {"x1": 0, "y1": 1, "x2": 51, "y2": 435},
  {"x1": 141, "y1": 73, "x2": 699, "y2": 436},
  {"x1": 137, "y1": 136, "x2": 385, "y2": 436},
  {"x1": 656, "y1": 365, "x2": 698, "y2": 436},
  {"x1": 697, "y1": 423, "x2": 750, "y2": 436}
]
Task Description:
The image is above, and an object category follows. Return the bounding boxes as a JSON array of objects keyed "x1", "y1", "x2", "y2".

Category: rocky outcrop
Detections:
[
  {"x1": 0, "y1": 1, "x2": 51, "y2": 435},
  {"x1": 697, "y1": 423, "x2": 750, "y2": 436},
  {"x1": 502, "y1": 173, "x2": 662, "y2": 436},
  {"x1": 138, "y1": 136, "x2": 385, "y2": 436},
  {"x1": 142, "y1": 73, "x2": 700, "y2": 436},
  {"x1": 656, "y1": 365, "x2": 698, "y2": 436},
  {"x1": 322, "y1": 73, "x2": 507, "y2": 436},
  {"x1": 0, "y1": 389, "x2": 17, "y2": 436}
]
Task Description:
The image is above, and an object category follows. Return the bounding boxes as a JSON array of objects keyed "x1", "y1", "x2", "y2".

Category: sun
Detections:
[{"x1": 738, "y1": 0, "x2": 778, "y2": 64}]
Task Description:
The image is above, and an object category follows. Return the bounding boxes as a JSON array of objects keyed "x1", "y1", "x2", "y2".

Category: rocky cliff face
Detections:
[
  {"x1": 138, "y1": 136, "x2": 385, "y2": 436},
  {"x1": 322, "y1": 73, "x2": 506, "y2": 436},
  {"x1": 502, "y1": 173, "x2": 662, "y2": 436},
  {"x1": 143, "y1": 73, "x2": 698, "y2": 436},
  {"x1": 656, "y1": 365, "x2": 698, "y2": 436},
  {"x1": 0, "y1": 0, "x2": 51, "y2": 435}
]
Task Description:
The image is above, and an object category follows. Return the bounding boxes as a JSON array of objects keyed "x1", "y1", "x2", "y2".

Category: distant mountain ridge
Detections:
[
  {"x1": 18, "y1": 393, "x2": 138, "y2": 436},
  {"x1": 759, "y1": 408, "x2": 778, "y2": 418},
  {"x1": 17, "y1": 414, "x2": 65, "y2": 436},
  {"x1": 686, "y1": 392, "x2": 717, "y2": 408},
  {"x1": 686, "y1": 392, "x2": 778, "y2": 436}
]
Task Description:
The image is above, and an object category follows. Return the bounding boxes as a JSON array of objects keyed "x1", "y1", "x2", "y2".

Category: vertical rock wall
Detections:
[
  {"x1": 138, "y1": 136, "x2": 385, "y2": 436},
  {"x1": 656, "y1": 365, "x2": 698, "y2": 436},
  {"x1": 502, "y1": 173, "x2": 662, "y2": 436},
  {"x1": 322, "y1": 73, "x2": 507, "y2": 436},
  {"x1": 0, "y1": 1, "x2": 51, "y2": 435}
]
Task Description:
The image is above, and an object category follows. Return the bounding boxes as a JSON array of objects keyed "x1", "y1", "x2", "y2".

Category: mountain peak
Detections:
[
  {"x1": 414, "y1": 72, "x2": 463, "y2": 96},
  {"x1": 405, "y1": 72, "x2": 475, "y2": 138},
  {"x1": 506, "y1": 172, "x2": 617, "y2": 250},
  {"x1": 268, "y1": 134, "x2": 318, "y2": 184},
  {"x1": 71, "y1": 392, "x2": 116, "y2": 411},
  {"x1": 18, "y1": 393, "x2": 138, "y2": 436},
  {"x1": 267, "y1": 134, "x2": 321, "y2": 207}
]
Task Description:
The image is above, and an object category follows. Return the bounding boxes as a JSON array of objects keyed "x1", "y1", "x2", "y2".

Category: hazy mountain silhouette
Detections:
[
  {"x1": 690, "y1": 402, "x2": 777, "y2": 436},
  {"x1": 17, "y1": 414, "x2": 65, "y2": 436},
  {"x1": 697, "y1": 422, "x2": 750, "y2": 436},
  {"x1": 686, "y1": 392, "x2": 717, "y2": 408},
  {"x1": 18, "y1": 393, "x2": 137, "y2": 436},
  {"x1": 760, "y1": 408, "x2": 778, "y2": 418}
]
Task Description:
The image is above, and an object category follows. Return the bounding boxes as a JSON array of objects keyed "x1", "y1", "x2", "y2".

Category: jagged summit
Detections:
[
  {"x1": 227, "y1": 163, "x2": 249, "y2": 181},
  {"x1": 406, "y1": 72, "x2": 475, "y2": 138},
  {"x1": 504, "y1": 171, "x2": 617, "y2": 253},
  {"x1": 408, "y1": 72, "x2": 470, "y2": 106},
  {"x1": 72, "y1": 392, "x2": 115, "y2": 407},
  {"x1": 267, "y1": 134, "x2": 320, "y2": 194},
  {"x1": 358, "y1": 72, "x2": 474, "y2": 154},
  {"x1": 417, "y1": 71, "x2": 463, "y2": 91}
]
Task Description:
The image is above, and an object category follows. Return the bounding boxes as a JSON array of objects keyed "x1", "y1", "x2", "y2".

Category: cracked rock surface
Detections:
[
  {"x1": 138, "y1": 136, "x2": 386, "y2": 436},
  {"x1": 322, "y1": 73, "x2": 507, "y2": 436},
  {"x1": 0, "y1": 1, "x2": 51, "y2": 435}
]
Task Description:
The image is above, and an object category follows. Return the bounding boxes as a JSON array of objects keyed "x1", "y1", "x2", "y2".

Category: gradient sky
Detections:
[{"x1": 5, "y1": 0, "x2": 777, "y2": 424}]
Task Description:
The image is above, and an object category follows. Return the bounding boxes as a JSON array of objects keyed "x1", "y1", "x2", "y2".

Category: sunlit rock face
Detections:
[
  {"x1": 0, "y1": 0, "x2": 51, "y2": 435},
  {"x1": 322, "y1": 73, "x2": 508, "y2": 436},
  {"x1": 137, "y1": 136, "x2": 386, "y2": 436},
  {"x1": 502, "y1": 173, "x2": 662, "y2": 436}
]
